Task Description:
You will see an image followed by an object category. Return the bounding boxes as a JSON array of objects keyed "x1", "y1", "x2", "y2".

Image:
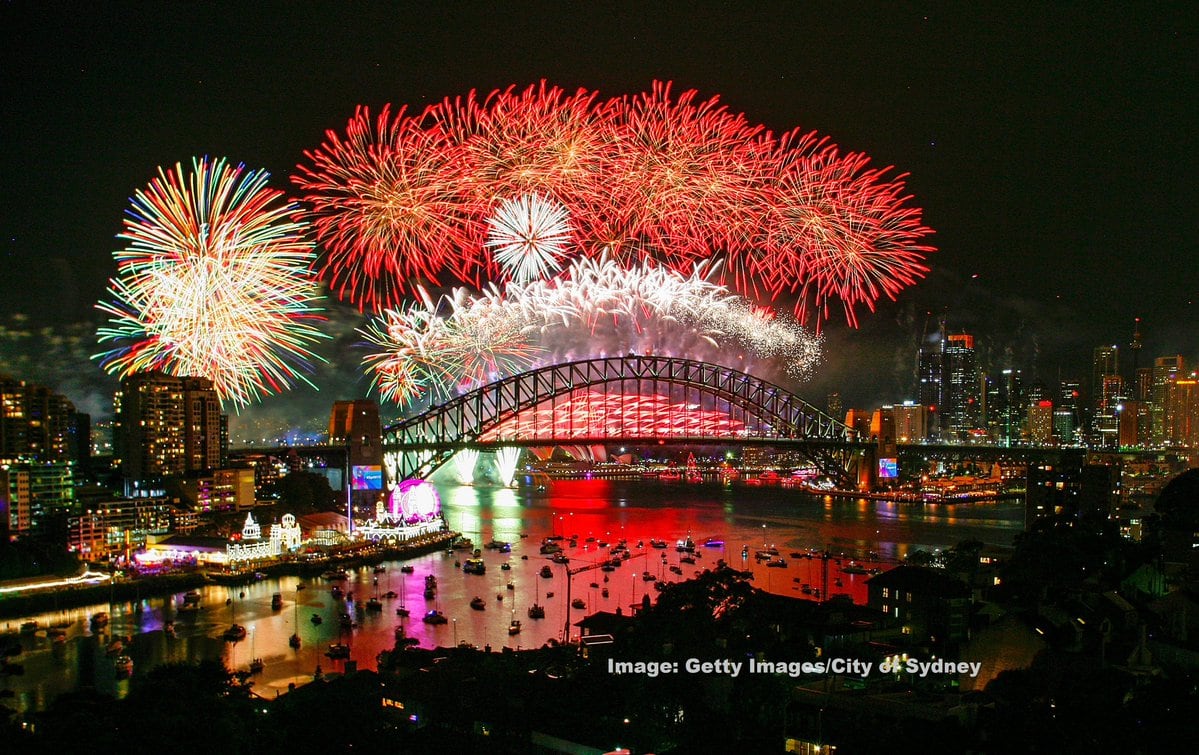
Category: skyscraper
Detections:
[
  {"x1": 118, "y1": 372, "x2": 222, "y2": 483},
  {"x1": 942, "y1": 333, "x2": 980, "y2": 439},
  {"x1": 1091, "y1": 345, "x2": 1120, "y2": 447},
  {"x1": 1152, "y1": 356, "x2": 1186, "y2": 443},
  {"x1": 0, "y1": 375, "x2": 76, "y2": 462}
]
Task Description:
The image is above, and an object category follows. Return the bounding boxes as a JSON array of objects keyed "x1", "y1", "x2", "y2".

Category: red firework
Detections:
[{"x1": 294, "y1": 81, "x2": 934, "y2": 324}]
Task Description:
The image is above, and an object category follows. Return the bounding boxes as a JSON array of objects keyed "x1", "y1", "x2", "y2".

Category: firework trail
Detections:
[
  {"x1": 296, "y1": 81, "x2": 934, "y2": 325},
  {"x1": 360, "y1": 256, "x2": 821, "y2": 407},
  {"x1": 485, "y1": 193, "x2": 573, "y2": 282},
  {"x1": 94, "y1": 157, "x2": 327, "y2": 407}
]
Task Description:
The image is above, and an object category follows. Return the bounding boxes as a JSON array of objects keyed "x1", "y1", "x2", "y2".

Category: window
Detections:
[{"x1": 882, "y1": 587, "x2": 890, "y2": 598}]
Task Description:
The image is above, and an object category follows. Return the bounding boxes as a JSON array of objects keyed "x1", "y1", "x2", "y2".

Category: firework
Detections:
[
  {"x1": 485, "y1": 193, "x2": 573, "y2": 282},
  {"x1": 361, "y1": 256, "x2": 822, "y2": 407},
  {"x1": 94, "y1": 157, "x2": 327, "y2": 407},
  {"x1": 297, "y1": 81, "x2": 933, "y2": 325}
]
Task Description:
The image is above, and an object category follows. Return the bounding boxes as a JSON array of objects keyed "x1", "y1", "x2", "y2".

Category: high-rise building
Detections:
[
  {"x1": 0, "y1": 375, "x2": 75, "y2": 462},
  {"x1": 1152, "y1": 356, "x2": 1186, "y2": 443},
  {"x1": 917, "y1": 341, "x2": 944, "y2": 439},
  {"x1": 329, "y1": 399, "x2": 384, "y2": 510},
  {"x1": 0, "y1": 461, "x2": 75, "y2": 537},
  {"x1": 1057, "y1": 380, "x2": 1083, "y2": 444},
  {"x1": 1028, "y1": 400, "x2": 1054, "y2": 445},
  {"x1": 985, "y1": 368, "x2": 1025, "y2": 445},
  {"x1": 891, "y1": 401, "x2": 928, "y2": 443},
  {"x1": 1166, "y1": 377, "x2": 1199, "y2": 449},
  {"x1": 942, "y1": 333, "x2": 980, "y2": 439},
  {"x1": 1091, "y1": 345, "x2": 1119, "y2": 444},
  {"x1": 119, "y1": 372, "x2": 223, "y2": 483}
]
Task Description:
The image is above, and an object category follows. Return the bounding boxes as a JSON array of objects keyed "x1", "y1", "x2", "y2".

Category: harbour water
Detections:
[{"x1": 0, "y1": 478, "x2": 1024, "y2": 713}]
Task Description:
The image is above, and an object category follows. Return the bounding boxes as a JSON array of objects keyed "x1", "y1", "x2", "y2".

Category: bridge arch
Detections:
[{"x1": 382, "y1": 356, "x2": 863, "y2": 484}]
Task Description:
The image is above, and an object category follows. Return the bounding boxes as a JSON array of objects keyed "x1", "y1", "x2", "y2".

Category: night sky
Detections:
[{"x1": 2, "y1": 2, "x2": 1195, "y2": 429}]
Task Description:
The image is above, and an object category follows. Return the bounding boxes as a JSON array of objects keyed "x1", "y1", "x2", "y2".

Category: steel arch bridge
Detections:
[{"x1": 382, "y1": 356, "x2": 866, "y2": 486}]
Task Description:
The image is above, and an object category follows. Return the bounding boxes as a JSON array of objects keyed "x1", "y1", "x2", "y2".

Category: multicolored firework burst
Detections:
[
  {"x1": 360, "y1": 256, "x2": 821, "y2": 407},
  {"x1": 295, "y1": 81, "x2": 934, "y2": 325},
  {"x1": 485, "y1": 193, "x2": 573, "y2": 282},
  {"x1": 94, "y1": 157, "x2": 327, "y2": 407}
]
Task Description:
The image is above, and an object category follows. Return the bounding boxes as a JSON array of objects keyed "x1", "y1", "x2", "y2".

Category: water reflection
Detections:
[{"x1": 2, "y1": 478, "x2": 1022, "y2": 713}]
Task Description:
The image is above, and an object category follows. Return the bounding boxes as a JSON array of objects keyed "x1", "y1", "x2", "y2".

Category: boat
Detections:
[
  {"x1": 545, "y1": 591, "x2": 554, "y2": 598},
  {"x1": 373, "y1": 565, "x2": 386, "y2": 574},
  {"x1": 500, "y1": 562, "x2": 512, "y2": 570},
  {"x1": 470, "y1": 597, "x2": 486, "y2": 611},
  {"x1": 741, "y1": 545, "x2": 750, "y2": 559},
  {"x1": 506, "y1": 582, "x2": 515, "y2": 590},
  {"x1": 400, "y1": 565, "x2": 415, "y2": 574},
  {"x1": 249, "y1": 657, "x2": 265, "y2": 674},
  {"x1": 540, "y1": 565, "x2": 553, "y2": 578},
  {"x1": 841, "y1": 563, "x2": 870, "y2": 575},
  {"x1": 422, "y1": 610, "x2": 448, "y2": 625},
  {"x1": 424, "y1": 588, "x2": 436, "y2": 600},
  {"x1": 650, "y1": 539, "x2": 668, "y2": 549},
  {"x1": 383, "y1": 590, "x2": 398, "y2": 599},
  {"x1": 339, "y1": 613, "x2": 354, "y2": 629},
  {"x1": 114, "y1": 655, "x2": 133, "y2": 679},
  {"x1": 311, "y1": 614, "x2": 323, "y2": 626},
  {"x1": 601, "y1": 587, "x2": 609, "y2": 598},
  {"x1": 485, "y1": 540, "x2": 509, "y2": 550},
  {"x1": 452, "y1": 538, "x2": 473, "y2": 551},
  {"x1": 223, "y1": 624, "x2": 247, "y2": 642},
  {"x1": 680, "y1": 555, "x2": 696, "y2": 564},
  {"x1": 325, "y1": 644, "x2": 351, "y2": 659},
  {"x1": 90, "y1": 612, "x2": 110, "y2": 629},
  {"x1": 669, "y1": 565, "x2": 683, "y2": 575},
  {"x1": 702, "y1": 537, "x2": 725, "y2": 548},
  {"x1": 463, "y1": 558, "x2": 486, "y2": 575},
  {"x1": 180, "y1": 590, "x2": 202, "y2": 610},
  {"x1": 289, "y1": 633, "x2": 302, "y2": 649},
  {"x1": 496, "y1": 593, "x2": 504, "y2": 601},
  {"x1": 331, "y1": 586, "x2": 344, "y2": 599},
  {"x1": 528, "y1": 603, "x2": 545, "y2": 619},
  {"x1": 296, "y1": 583, "x2": 306, "y2": 591},
  {"x1": 508, "y1": 619, "x2": 522, "y2": 635},
  {"x1": 571, "y1": 598, "x2": 586, "y2": 609},
  {"x1": 552, "y1": 553, "x2": 570, "y2": 564},
  {"x1": 767, "y1": 558, "x2": 788, "y2": 568},
  {"x1": 271, "y1": 593, "x2": 284, "y2": 610},
  {"x1": 322, "y1": 570, "x2": 349, "y2": 581},
  {"x1": 366, "y1": 597, "x2": 383, "y2": 612},
  {"x1": 424, "y1": 574, "x2": 437, "y2": 589},
  {"x1": 539, "y1": 541, "x2": 562, "y2": 554},
  {"x1": 642, "y1": 571, "x2": 656, "y2": 581},
  {"x1": 397, "y1": 606, "x2": 410, "y2": 617}
]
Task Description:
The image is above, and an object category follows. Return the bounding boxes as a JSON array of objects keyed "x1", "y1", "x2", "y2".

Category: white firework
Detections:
[{"x1": 485, "y1": 193, "x2": 573, "y2": 282}]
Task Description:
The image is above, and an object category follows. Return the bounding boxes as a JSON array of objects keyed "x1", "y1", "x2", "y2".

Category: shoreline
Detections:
[{"x1": 0, "y1": 530, "x2": 458, "y2": 621}]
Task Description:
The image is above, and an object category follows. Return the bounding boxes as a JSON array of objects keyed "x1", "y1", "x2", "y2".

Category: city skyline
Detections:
[{"x1": 2, "y1": 3, "x2": 1195, "y2": 427}]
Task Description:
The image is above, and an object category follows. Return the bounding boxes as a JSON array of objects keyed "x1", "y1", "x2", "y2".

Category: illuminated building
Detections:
[
  {"x1": 1091, "y1": 345, "x2": 1119, "y2": 445},
  {"x1": 917, "y1": 338, "x2": 944, "y2": 439},
  {"x1": 984, "y1": 368, "x2": 1025, "y2": 445},
  {"x1": 176, "y1": 467, "x2": 256, "y2": 511},
  {"x1": 118, "y1": 372, "x2": 224, "y2": 484},
  {"x1": 1166, "y1": 377, "x2": 1199, "y2": 448},
  {"x1": 1027, "y1": 400, "x2": 1054, "y2": 445},
  {"x1": 1153, "y1": 356, "x2": 1187, "y2": 443},
  {"x1": 0, "y1": 374, "x2": 75, "y2": 462},
  {"x1": 329, "y1": 399, "x2": 384, "y2": 510},
  {"x1": 1, "y1": 461, "x2": 75, "y2": 537},
  {"x1": 942, "y1": 333, "x2": 980, "y2": 440},
  {"x1": 866, "y1": 565, "x2": 970, "y2": 643},
  {"x1": 67, "y1": 495, "x2": 175, "y2": 559},
  {"x1": 891, "y1": 401, "x2": 928, "y2": 443}
]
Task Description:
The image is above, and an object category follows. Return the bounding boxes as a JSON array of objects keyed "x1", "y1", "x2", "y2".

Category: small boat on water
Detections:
[
  {"x1": 373, "y1": 565, "x2": 386, "y2": 574},
  {"x1": 571, "y1": 598, "x2": 586, "y2": 609},
  {"x1": 311, "y1": 614, "x2": 323, "y2": 626},
  {"x1": 114, "y1": 655, "x2": 133, "y2": 679},
  {"x1": 642, "y1": 571, "x2": 656, "y2": 581},
  {"x1": 508, "y1": 619, "x2": 522, "y2": 635},
  {"x1": 90, "y1": 612, "x2": 110, "y2": 629},
  {"x1": 383, "y1": 590, "x2": 398, "y2": 599},
  {"x1": 424, "y1": 588, "x2": 436, "y2": 600},
  {"x1": 500, "y1": 562, "x2": 512, "y2": 570},
  {"x1": 540, "y1": 565, "x2": 553, "y2": 578},
  {"x1": 680, "y1": 555, "x2": 696, "y2": 564},
  {"x1": 289, "y1": 633, "x2": 302, "y2": 649},
  {"x1": 422, "y1": 610, "x2": 448, "y2": 625},
  {"x1": 702, "y1": 537, "x2": 724, "y2": 548},
  {"x1": 271, "y1": 593, "x2": 284, "y2": 610},
  {"x1": 326, "y1": 644, "x2": 350, "y2": 659},
  {"x1": 527, "y1": 603, "x2": 545, "y2": 619},
  {"x1": 676, "y1": 536, "x2": 696, "y2": 552},
  {"x1": 841, "y1": 563, "x2": 870, "y2": 575},
  {"x1": 470, "y1": 597, "x2": 486, "y2": 610},
  {"x1": 601, "y1": 588, "x2": 609, "y2": 598},
  {"x1": 223, "y1": 624, "x2": 247, "y2": 642},
  {"x1": 650, "y1": 539, "x2": 668, "y2": 549},
  {"x1": 463, "y1": 558, "x2": 486, "y2": 575},
  {"x1": 767, "y1": 558, "x2": 788, "y2": 568},
  {"x1": 322, "y1": 570, "x2": 349, "y2": 581},
  {"x1": 400, "y1": 565, "x2": 415, "y2": 574},
  {"x1": 552, "y1": 553, "x2": 570, "y2": 564},
  {"x1": 249, "y1": 658, "x2": 265, "y2": 674},
  {"x1": 366, "y1": 597, "x2": 383, "y2": 612}
]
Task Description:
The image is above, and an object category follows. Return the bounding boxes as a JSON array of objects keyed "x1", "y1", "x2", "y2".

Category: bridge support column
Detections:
[{"x1": 856, "y1": 445, "x2": 878, "y2": 491}]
